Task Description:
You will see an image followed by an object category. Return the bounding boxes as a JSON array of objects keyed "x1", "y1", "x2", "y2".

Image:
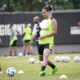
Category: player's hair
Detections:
[
  {"x1": 43, "y1": 5, "x2": 52, "y2": 12},
  {"x1": 25, "y1": 21, "x2": 28, "y2": 25},
  {"x1": 34, "y1": 16, "x2": 39, "y2": 20}
]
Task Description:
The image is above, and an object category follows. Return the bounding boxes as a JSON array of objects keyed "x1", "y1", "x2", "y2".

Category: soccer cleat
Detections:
[
  {"x1": 39, "y1": 71, "x2": 46, "y2": 76},
  {"x1": 51, "y1": 67, "x2": 58, "y2": 74}
]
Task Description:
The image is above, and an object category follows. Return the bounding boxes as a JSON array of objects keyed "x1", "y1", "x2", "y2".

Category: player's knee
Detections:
[
  {"x1": 43, "y1": 49, "x2": 50, "y2": 57},
  {"x1": 43, "y1": 53, "x2": 49, "y2": 58}
]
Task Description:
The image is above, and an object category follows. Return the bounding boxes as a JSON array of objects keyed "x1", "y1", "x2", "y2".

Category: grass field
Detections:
[{"x1": 0, "y1": 53, "x2": 80, "y2": 80}]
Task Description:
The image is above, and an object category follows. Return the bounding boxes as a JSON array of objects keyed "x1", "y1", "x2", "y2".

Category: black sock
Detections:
[
  {"x1": 48, "y1": 61, "x2": 56, "y2": 69},
  {"x1": 41, "y1": 66, "x2": 46, "y2": 71}
]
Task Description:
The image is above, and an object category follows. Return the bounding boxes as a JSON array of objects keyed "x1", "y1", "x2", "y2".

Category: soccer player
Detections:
[
  {"x1": 9, "y1": 23, "x2": 19, "y2": 56},
  {"x1": 32, "y1": 16, "x2": 41, "y2": 45},
  {"x1": 37, "y1": 5, "x2": 58, "y2": 76},
  {"x1": 22, "y1": 22, "x2": 32, "y2": 56}
]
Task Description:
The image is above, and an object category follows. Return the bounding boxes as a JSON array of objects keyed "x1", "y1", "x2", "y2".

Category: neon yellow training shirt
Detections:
[{"x1": 39, "y1": 18, "x2": 54, "y2": 44}]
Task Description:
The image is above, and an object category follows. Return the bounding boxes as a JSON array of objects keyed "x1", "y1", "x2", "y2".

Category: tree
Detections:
[{"x1": 0, "y1": 0, "x2": 80, "y2": 12}]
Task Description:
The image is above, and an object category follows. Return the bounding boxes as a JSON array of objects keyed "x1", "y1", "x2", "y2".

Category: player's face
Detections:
[
  {"x1": 34, "y1": 18, "x2": 38, "y2": 23},
  {"x1": 42, "y1": 9, "x2": 49, "y2": 19}
]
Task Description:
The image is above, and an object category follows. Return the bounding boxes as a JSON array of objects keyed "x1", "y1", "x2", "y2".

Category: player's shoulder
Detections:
[
  {"x1": 41, "y1": 19, "x2": 46, "y2": 23},
  {"x1": 52, "y1": 18, "x2": 57, "y2": 21},
  {"x1": 52, "y1": 18, "x2": 57, "y2": 23}
]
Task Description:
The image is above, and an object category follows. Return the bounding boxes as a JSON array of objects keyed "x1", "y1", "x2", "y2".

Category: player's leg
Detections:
[
  {"x1": 27, "y1": 42, "x2": 33, "y2": 56},
  {"x1": 25, "y1": 42, "x2": 29, "y2": 56},
  {"x1": 38, "y1": 44, "x2": 44, "y2": 61},
  {"x1": 13, "y1": 47, "x2": 17, "y2": 56},
  {"x1": 24, "y1": 42, "x2": 31, "y2": 56},
  {"x1": 13, "y1": 40, "x2": 17, "y2": 56},
  {"x1": 42, "y1": 48, "x2": 50, "y2": 69},
  {"x1": 29, "y1": 43, "x2": 33, "y2": 56},
  {"x1": 48, "y1": 60, "x2": 58, "y2": 74},
  {"x1": 9, "y1": 39, "x2": 16, "y2": 56},
  {"x1": 40, "y1": 43, "x2": 57, "y2": 76},
  {"x1": 47, "y1": 44, "x2": 58, "y2": 74},
  {"x1": 39, "y1": 48, "x2": 50, "y2": 76},
  {"x1": 38, "y1": 44, "x2": 46, "y2": 76},
  {"x1": 9, "y1": 47, "x2": 13, "y2": 56},
  {"x1": 9, "y1": 39, "x2": 13, "y2": 56},
  {"x1": 39, "y1": 54, "x2": 57, "y2": 74},
  {"x1": 26, "y1": 40, "x2": 32, "y2": 56},
  {"x1": 22, "y1": 41, "x2": 26, "y2": 56},
  {"x1": 38, "y1": 44, "x2": 57, "y2": 76}
]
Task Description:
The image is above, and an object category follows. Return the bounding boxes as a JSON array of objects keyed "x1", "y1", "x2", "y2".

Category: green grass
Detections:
[{"x1": 0, "y1": 54, "x2": 80, "y2": 80}]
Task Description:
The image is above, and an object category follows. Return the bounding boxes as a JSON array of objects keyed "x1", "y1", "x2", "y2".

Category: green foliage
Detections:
[{"x1": 0, "y1": 0, "x2": 80, "y2": 12}]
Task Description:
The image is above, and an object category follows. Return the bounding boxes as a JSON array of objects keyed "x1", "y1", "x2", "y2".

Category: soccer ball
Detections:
[
  {"x1": 59, "y1": 74, "x2": 67, "y2": 80},
  {"x1": 55, "y1": 56, "x2": 61, "y2": 62},
  {"x1": 65, "y1": 56, "x2": 70, "y2": 62},
  {"x1": 18, "y1": 53, "x2": 23, "y2": 57},
  {"x1": 28, "y1": 57, "x2": 35, "y2": 64},
  {"x1": 60, "y1": 56, "x2": 66, "y2": 62},
  {"x1": 61, "y1": 56, "x2": 70, "y2": 62},
  {"x1": 6, "y1": 67, "x2": 16, "y2": 77},
  {"x1": 74, "y1": 56, "x2": 80, "y2": 62}
]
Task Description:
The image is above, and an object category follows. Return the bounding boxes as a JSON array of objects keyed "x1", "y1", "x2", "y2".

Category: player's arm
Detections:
[
  {"x1": 9, "y1": 23, "x2": 13, "y2": 29},
  {"x1": 16, "y1": 30, "x2": 20, "y2": 35},
  {"x1": 39, "y1": 19, "x2": 57, "y2": 40},
  {"x1": 32, "y1": 25, "x2": 37, "y2": 39}
]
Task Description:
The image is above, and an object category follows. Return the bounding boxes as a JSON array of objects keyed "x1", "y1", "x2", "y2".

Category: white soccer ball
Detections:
[
  {"x1": 18, "y1": 53, "x2": 23, "y2": 57},
  {"x1": 6, "y1": 67, "x2": 16, "y2": 77},
  {"x1": 60, "y1": 56, "x2": 70, "y2": 62},
  {"x1": 65, "y1": 56, "x2": 70, "y2": 62},
  {"x1": 28, "y1": 57, "x2": 35, "y2": 64},
  {"x1": 55, "y1": 56, "x2": 61, "y2": 62},
  {"x1": 74, "y1": 56, "x2": 80, "y2": 62},
  {"x1": 61, "y1": 56, "x2": 66, "y2": 62},
  {"x1": 59, "y1": 74, "x2": 67, "y2": 80}
]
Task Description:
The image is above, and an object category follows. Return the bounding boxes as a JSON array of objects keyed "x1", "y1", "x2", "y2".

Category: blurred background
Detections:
[
  {"x1": 0, "y1": 0, "x2": 80, "y2": 12},
  {"x1": 0, "y1": 0, "x2": 80, "y2": 55}
]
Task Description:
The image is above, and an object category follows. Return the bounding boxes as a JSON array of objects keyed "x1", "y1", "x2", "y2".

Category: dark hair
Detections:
[
  {"x1": 43, "y1": 5, "x2": 52, "y2": 12},
  {"x1": 25, "y1": 21, "x2": 28, "y2": 25}
]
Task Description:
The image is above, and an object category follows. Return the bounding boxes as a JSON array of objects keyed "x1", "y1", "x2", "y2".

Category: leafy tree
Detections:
[{"x1": 0, "y1": 0, "x2": 80, "y2": 12}]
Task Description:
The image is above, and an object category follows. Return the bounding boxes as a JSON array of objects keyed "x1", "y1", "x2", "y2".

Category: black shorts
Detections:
[
  {"x1": 37, "y1": 44, "x2": 52, "y2": 55},
  {"x1": 10, "y1": 40, "x2": 17, "y2": 47},
  {"x1": 24, "y1": 40, "x2": 31, "y2": 43}
]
